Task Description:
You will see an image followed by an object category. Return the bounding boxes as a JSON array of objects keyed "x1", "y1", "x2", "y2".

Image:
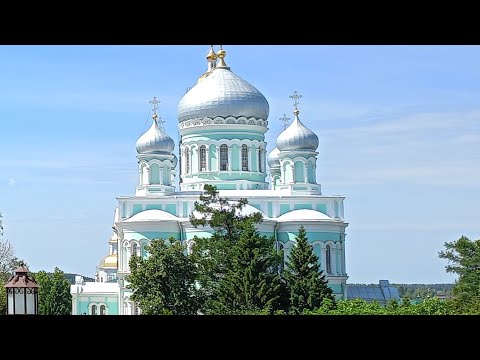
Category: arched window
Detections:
[
  {"x1": 326, "y1": 245, "x2": 332, "y2": 274},
  {"x1": 100, "y1": 305, "x2": 106, "y2": 315},
  {"x1": 258, "y1": 149, "x2": 262, "y2": 172},
  {"x1": 241, "y1": 144, "x2": 248, "y2": 171},
  {"x1": 199, "y1": 145, "x2": 207, "y2": 171},
  {"x1": 220, "y1": 144, "x2": 228, "y2": 171},
  {"x1": 185, "y1": 148, "x2": 190, "y2": 174},
  {"x1": 91, "y1": 304, "x2": 97, "y2": 315},
  {"x1": 132, "y1": 243, "x2": 138, "y2": 257}
]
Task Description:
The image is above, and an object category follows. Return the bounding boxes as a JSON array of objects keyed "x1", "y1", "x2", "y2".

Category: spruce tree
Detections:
[
  {"x1": 212, "y1": 219, "x2": 282, "y2": 314},
  {"x1": 284, "y1": 225, "x2": 335, "y2": 314}
]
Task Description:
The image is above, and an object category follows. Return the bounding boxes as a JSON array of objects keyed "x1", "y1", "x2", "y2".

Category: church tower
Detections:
[
  {"x1": 269, "y1": 91, "x2": 321, "y2": 195},
  {"x1": 177, "y1": 46, "x2": 270, "y2": 191},
  {"x1": 135, "y1": 97, "x2": 177, "y2": 196}
]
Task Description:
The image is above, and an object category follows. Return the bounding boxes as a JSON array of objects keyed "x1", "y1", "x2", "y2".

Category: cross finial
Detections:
[
  {"x1": 149, "y1": 96, "x2": 160, "y2": 116},
  {"x1": 279, "y1": 114, "x2": 291, "y2": 130},
  {"x1": 289, "y1": 91, "x2": 302, "y2": 114}
]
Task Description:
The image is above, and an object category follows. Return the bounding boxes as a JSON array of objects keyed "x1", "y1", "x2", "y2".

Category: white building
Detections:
[{"x1": 71, "y1": 46, "x2": 349, "y2": 315}]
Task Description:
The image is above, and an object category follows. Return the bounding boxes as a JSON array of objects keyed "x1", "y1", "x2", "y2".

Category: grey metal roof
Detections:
[
  {"x1": 347, "y1": 280, "x2": 400, "y2": 305},
  {"x1": 276, "y1": 113, "x2": 319, "y2": 152},
  {"x1": 136, "y1": 119, "x2": 175, "y2": 155},
  {"x1": 177, "y1": 67, "x2": 269, "y2": 123}
]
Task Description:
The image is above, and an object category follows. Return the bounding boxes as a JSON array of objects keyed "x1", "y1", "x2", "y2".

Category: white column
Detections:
[
  {"x1": 331, "y1": 243, "x2": 337, "y2": 275},
  {"x1": 320, "y1": 243, "x2": 326, "y2": 273},
  {"x1": 313, "y1": 164, "x2": 317, "y2": 183},
  {"x1": 126, "y1": 246, "x2": 131, "y2": 271},
  {"x1": 160, "y1": 167, "x2": 164, "y2": 185},
  {"x1": 341, "y1": 239, "x2": 346, "y2": 275},
  {"x1": 206, "y1": 146, "x2": 210, "y2": 171},
  {"x1": 238, "y1": 145, "x2": 242, "y2": 171},
  {"x1": 304, "y1": 164, "x2": 308, "y2": 183},
  {"x1": 216, "y1": 146, "x2": 221, "y2": 171},
  {"x1": 256, "y1": 148, "x2": 260, "y2": 172},
  {"x1": 281, "y1": 162, "x2": 285, "y2": 184},
  {"x1": 139, "y1": 168, "x2": 143, "y2": 186},
  {"x1": 146, "y1": 167, "x2": 151, "y2": 185},
  {"x1": 335, "y1": 242, "x2": 340, "y2": 275},
  {"x1": 247, "y1": 147, "x2": 252, "y2": 171},
  {"x1": 228, "y1": 146, "x2": 232, "y2": 171}
]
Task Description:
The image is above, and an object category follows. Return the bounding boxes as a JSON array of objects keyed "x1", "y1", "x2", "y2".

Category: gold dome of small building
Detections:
[{"x1": 99, "y1": 253, "x2": 118, "y2": 269}]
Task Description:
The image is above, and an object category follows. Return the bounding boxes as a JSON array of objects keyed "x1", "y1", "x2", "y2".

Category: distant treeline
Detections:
[{"x1": 64, "y1": 273, "x2": 95, "y2": 284}]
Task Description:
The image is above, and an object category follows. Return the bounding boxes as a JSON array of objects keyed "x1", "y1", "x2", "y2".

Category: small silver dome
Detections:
[
  {"x1": 267, "y1": 147, "x2": 280, "y2": 168},
  {"x1": 177, "y1": 67, "x2": 269, "y2": 123},
  {"x1": 136, "y1": 119, "x2": 175, "y2": 155},
  {"x1": 276, "y1": 113, "x2": 319, "y2": 152}
]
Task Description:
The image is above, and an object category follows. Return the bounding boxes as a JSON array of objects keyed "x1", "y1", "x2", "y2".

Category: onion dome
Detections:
[
  {"x1": 177, "y1": 46, "x2": 269, "y2": 123},
  {"x1": 267, "y1": 146, "x2": 281, "y2": 168},
  {"x1": 136, "y1": 114, "x2": 175, "y2": 154},
  {"x1": 276, "y1": 109, "x2": 319, "y2": 152},
  {"x1": 99, "y1": 253, "x2": 117, "y2": 269}
]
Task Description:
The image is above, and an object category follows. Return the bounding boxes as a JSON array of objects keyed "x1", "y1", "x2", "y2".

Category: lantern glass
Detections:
[
  {"x1": 26, "y1": 288, "x2": 36, "y2": 314},
  {"x1": 14, "y1": 288, "x2": 25, "y2": 314},
  {"x1": 7, "y1": 289, "x2": 14, "y2": 314}
]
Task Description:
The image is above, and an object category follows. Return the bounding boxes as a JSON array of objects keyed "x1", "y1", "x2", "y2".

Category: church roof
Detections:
[
  {"x1": 177, "y1": 48, "x2": 269, "y2": 123},
  {"x1": 277, "y1": 209, "x2": 332, "y2": 222},
  {"x1": 276, "y1": 111, "x2": 318, "y2": 152},
  {"x1": 124, "y1": 209, "x2": 179, "y2": 222}
]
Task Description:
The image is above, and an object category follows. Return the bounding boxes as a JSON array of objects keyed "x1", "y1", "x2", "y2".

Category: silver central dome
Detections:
[
  {"x1": 136, "y1": 118, "x2": 175, "y2": 155},
  {"x1": 276, "y1": 112, "x2": 319, "y2": 152},
  {"x1": 177, "y1": 67, "x2": 269, "y2": 123}
]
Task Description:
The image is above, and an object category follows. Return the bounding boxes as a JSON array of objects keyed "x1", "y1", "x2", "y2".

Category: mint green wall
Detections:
[
  {"x1": 334, "y1": 201, "x2": 339, "y2": 218},
  {"x1": 316, "y1": 203, "x2": 327, "y2": 214},
  {"x1": 185, "y1": 230, "x2": 213, "y2": 240},
  {"x1": 313, "y1": 244, "x2": 322, "y2": 268},
  {"x1": 328, "y1": 283, "x2": 342, "y2": 294},
  {"x1": 150, "y1": 163, "x2": 160, "y2": 184},
  {"x1": 279, "y1": 204, "x2": 290, "y2": 215},
  {"x1": 189, "y1": 172, "x2": 265, "y2": 182},
  {"x1": 216, "y1": 183, "x2": 237, "y2": 190},
  {"x1": 294, "y1": 203, "x2": 313, "y2": 210},
  {"x1": 268, "y1": 202, "x2": 273, "y2": 218},
  {"x1": 182, "y1": 202, "x2": 188, "y2": 218},
  {"x1": 183, "y1": 129, "x2": 265, "y2": 142},
  {"x1": 77, "y1": 296, "x2": 119, "y2": 315},
  {"x1": 163, "y1": 167, "x2": 170, "y2": 185},
  {"x1": 250, "y1": 204, "x2": 261, "y2": 211},
  {"x1": 192, "y1": 147, "x2": 198, "y2": 173},
  {"x1": 278, "y1": 232, "x2": 341, "y2": 242},
  {"x1": 146, "y1": 204, "x2": 162, "y2": 211},
  {"x1": 308, "y1": 162, "x2": 315, "y2": 183},
  {"x1": 166, "y1": 204, "x2": 177, "y2": 215},
  {"x1": 231, "y1": 144, "x2": 239, "y2": 171},
  {"x1": 284, "y1": 162, "x2": 293, "y2": 183},
  {"x1": 251, "y1": 145, "x2": 257, "y2": 171},
  {"x1": 294, "y1": 161, "x2": 304, "y2": 182},
  {"x1": 132, "y1": 204, "x2": 142, "y2": 215},
  {"x1": 293, "y1": 186, "x2": 307, "y2": 190},
  {"x1": 209, "y1": 144, "x2": 217, "y2": 171}
]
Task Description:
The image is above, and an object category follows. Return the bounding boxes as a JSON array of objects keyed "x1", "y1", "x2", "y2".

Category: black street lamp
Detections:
[{"x1": 4, "y1": 265, "x2": 40, "y2": 315}]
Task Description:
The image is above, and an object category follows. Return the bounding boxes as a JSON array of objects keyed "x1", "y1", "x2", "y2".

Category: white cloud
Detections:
[
  {"x1": 316, "y1": 109, "x2": 480, "y2": 187},
  {"x1": 8, "y1": 178, "x2": 16, "y2": 187}
]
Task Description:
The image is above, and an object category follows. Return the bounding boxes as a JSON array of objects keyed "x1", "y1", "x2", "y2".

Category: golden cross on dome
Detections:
[
  {"x1": 289, "y1": 91, "x2": 302, "y2": 112},
  {"x1": 279, "y1": 114, "x2": 291, "y2": 130}
]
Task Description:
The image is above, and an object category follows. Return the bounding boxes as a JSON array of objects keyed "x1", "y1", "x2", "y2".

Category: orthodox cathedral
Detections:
[{"x1": 70, "y1": 46, "x2": 349, "y2": 315}]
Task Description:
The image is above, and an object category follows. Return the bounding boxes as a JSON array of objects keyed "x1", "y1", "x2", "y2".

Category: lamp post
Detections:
[{"x1": 4, "y1": 265, "x2": 39, "y2": 315}]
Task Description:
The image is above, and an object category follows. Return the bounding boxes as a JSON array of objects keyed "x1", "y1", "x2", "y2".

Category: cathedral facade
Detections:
[{"x1": 70, "y1": 46, "x2": 349, "y2": 315}]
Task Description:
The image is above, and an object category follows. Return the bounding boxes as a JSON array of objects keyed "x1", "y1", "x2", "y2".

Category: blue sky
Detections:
[{"x1": 1, "y1": 45, "x2": 479, "y2": 284}]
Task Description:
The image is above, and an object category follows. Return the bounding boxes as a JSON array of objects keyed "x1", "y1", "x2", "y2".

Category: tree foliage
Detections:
[
  {"x1": 439, "y1": 235, "x2": 480, "y2": 310},
  {"x1": 284, "y1": 225, "x2": 335, "y2": 314},
  {"x1": 208, "y1": 219, "x2": 283, "y2": 314},
  {"x1": 34, "y1": 267, "x2": 72, "y2": 315},
  {"x1": 190, "y1": 184, "x2": 283, "y2": 314},
  {"x1": 126, "y1": 238, "x2": 200, "y2": 315}
]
